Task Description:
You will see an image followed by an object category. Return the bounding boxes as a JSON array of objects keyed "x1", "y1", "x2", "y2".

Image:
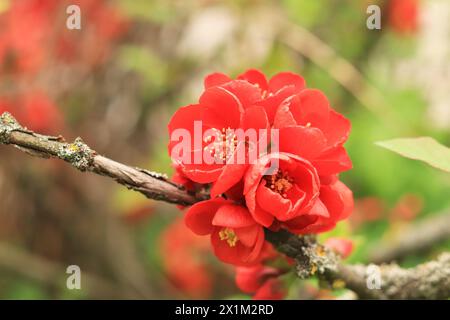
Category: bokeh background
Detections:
[{"x1": 0, "y1": 0, "x2": 449, "y2": 299}]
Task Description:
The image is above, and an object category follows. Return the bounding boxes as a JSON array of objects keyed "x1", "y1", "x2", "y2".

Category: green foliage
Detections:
[
  {"x1": 5, "y1": 281, "x2": 48, "y2": 299},
  {"x1": 376, "y1": 137, "x2": 450, "y2": 173}
]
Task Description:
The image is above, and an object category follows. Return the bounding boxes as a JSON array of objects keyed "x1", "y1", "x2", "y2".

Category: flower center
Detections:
[
  {"x1": 204, "y1": 127, "x2": 238, "y2": 162},
  {"x1": 264, "y1": 170, "x2": 293, "y2": 198},
  {"x1": 219, "y1": 227, "x2": 239, "y2": 247}
]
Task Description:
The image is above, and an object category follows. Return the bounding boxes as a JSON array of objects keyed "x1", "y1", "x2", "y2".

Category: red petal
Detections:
[
  {"x1": 300, "y1": 222, "x2": 336, "y2": 234},
  {"x1": 288, "y1": 90, "x2": 330, "y2": 127},
  {"x1": 252, "y1": 205, "x2": 275, "y2": 228},
  {"x1": 312, "y1": 147, "x2": 352, "y2": 176},
  {"x1": 257, "y1": 86, "x2": 296, "y2": 124},
  {"x1": 168, "y1": 104, "x2": 221, "y2": 156},
  {"x1": 235, "y1": 225, "x2": 259, "y2": 247},
  {"x1": 211, "y1": 230, "x2": 260, "y2": 266},
  {"x1": 243, "y1": 157, "x2": 268, "y2": 196},
  {"x1": 199, "y1": 86, "x2": 243, "y2": 128},
  {"x1": 321, "y1": 110, "x2": 351, "y2": 150},
  {"x1": 211, "y1": 230, "x2": 242, "y2": 265},
  {"x1": 308, "y1": 198, "x2": 330, "y2": 218},
  {"x1": 320, "y1": 174, "x2": 338, "y2": 185},
  {"x1": 273, "y1": 99, "x2": 297, "y2": 128},
  {"x1": 320, "y1": 180, "x2": 353, "y2": 220},
  {"x1": 253, "y1": 278, "x2": 286, "y2": 300},
  {"x1": 212, "y1": 204, "x2": 256, "y2": 228},
  {"x1": 244, "y1": 227, "x2": 265, "y2": 263},
  {"x1": 235, "y1": 265, "x2": 264, "y2": 293},
  {"x1": 182, "y1": 162, "x2": 223, "y2": 184},
  {"x1": 236, "y1": 265, "x2": 279, "y2": 293},
  {"x1": 221, "y1": 80, "x2": 262, "y2": 109},
  {"x1": 204, "y1": 72, "x2": 232, "y2": 89},
  {"x1": 282, "y1": 214, "x2": 319, "y2": 234},
  {"x1": 168, "y1": 104, "x2": 204, "y2": 142},
  {"x1": 185, "y1": 198, "x2": 228, "y2": 235},
  {"x1": 256, "y1": 181, "x2": 292, "y2": 219},
  {"x1": 268, "y1": 72, "x2": 306, "y2": 94},
  {"x1": 210, "y1": 161, "x2": 247, "y2": 198},
  {"x1": 278, "y1": 126, "x2": 327, "y2": 160},
  {"x1": 242, "y1": 105, "x2": 269, "y2": 131},
  {"x1": 224, "y1": 179, "x2": 245, "y2": 202},
  {"x1": 238, "y1": 69, "x2": 268, "y2": 92}
]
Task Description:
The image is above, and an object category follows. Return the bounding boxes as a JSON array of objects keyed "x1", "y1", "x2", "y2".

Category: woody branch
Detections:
[{"x1": 1, "y1": 112, "x2": 449, "y2": 300}]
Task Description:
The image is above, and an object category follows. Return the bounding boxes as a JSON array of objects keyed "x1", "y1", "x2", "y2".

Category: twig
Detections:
[
  {"x1": 279, "y1": 22, "x2": 403, "y2": 132},
  {"x1": 266, "y1": 230, "x2": 450, "y2": 299},
  {"x1": 2, "y1": 112, "x2": 449, "y2": 299},
  {"x1": 0, "y1": 112, "x2": 202, "y2": 206},
  {"x1": 368, "y1": 213, "x2": 450, "y2": 264}
]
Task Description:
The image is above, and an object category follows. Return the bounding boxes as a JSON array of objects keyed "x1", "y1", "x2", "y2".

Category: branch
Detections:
[
  {"x1": 0, "y1": 112, "x2": 203, "y2": 206},
  {"x1": 2, "y1": 112, "x2": 449, "y2": 299},
  {"x1": 368, "y1": 213, "x2": 450, "y2": 264},
  {"x1": 266, "y1": 230, "x2": 450, "y2": 299}
]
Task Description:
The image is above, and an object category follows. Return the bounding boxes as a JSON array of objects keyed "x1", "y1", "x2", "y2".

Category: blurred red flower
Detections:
[
  {"x1": 351, "y1": 196, "x2": 385, "y2": 227},
  {"x1": 0, "y1": 0, "x2": 128, "y2": 74},
  {"x1": 390, "y1": 193, "x2": 423, "y2": 222},
  {"x1": 0, "y1": 91, "x2": 62, "y2": 133},
  {"x1": 235, "y1": 264, "x2": 286, "y2": 300},
  {"x1": 324, "y1": 237, "x2": 354, "y2": 259},
  {"x1": 160, "y1": 217, "x2": 213, "y2": 299},
  {"x1": 388, "y1": 0, "x2": 419, "y2": 34}
]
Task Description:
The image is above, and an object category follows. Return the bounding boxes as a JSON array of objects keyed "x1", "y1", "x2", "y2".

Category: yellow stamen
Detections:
[
  {"x1": 219, "y1": 228, "x2": 239, "y2": 247},
  {"x1": 264, "y1": 170, "x2": 294, "y2": 198}
]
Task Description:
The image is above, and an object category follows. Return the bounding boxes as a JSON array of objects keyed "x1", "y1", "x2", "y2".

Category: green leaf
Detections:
[{"x1": 375, "y1": 137, "x2": 450, "y2": 173}]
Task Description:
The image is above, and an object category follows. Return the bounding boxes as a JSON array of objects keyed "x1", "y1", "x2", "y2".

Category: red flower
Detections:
[
  {"x1": 168, "y1": 79, "x2": 268, "y2": 185},
  {"x1": 160, "y1": 217, "x2": 213, "y2": 298},
  {"x1": 0, "y1": 92, "x2": 63, "y2": 133},
  {"x1": 21, "y1": 92, "x2": 63, "y2": 133},
  {"x1": 168, "y1": 69, "x2": 309, "y2": 192},
  {"x1": 253, "y1": 278, "x2": 287, "y2": 300},
  {"x1": 388, "y1": 0, "x2": 419, "y2": 35},
  {"x1": 324, "y1": 237, "x2": 354, "y2": 259},
  {"x1": 243, "y1": 128, "x2": 353, "y2": 232},
  {"x1": 273, "y1": 90, "x2": 352, "y2": 175},
  {"x1": 0, "y1": 0, "x2": 55, "y2": 74},
  {"x1": 235, "y1": 265, "x2": 286, "y2": 300},
  {"x1": 185, "y1": 198, "x2": 265, "y2": 266},
  {"x1": 0, "y1": 0, "x2": 128, "y2": 74},
  {"x1": 244, "y1": 152, "x2": 320, "y2": 227}
]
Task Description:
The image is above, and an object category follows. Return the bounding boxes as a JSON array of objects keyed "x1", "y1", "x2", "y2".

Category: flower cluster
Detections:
[
  {"x1": 0, "y1": 0, "x2": 128, "y2": 133},
  {"x1": 160, "y1": 218, "x2": 214, "y2": 299},
  {"x1": 388, "y1": 0, "x2": 419, "y2": 35},
  {"x1": 168, "y1": 69, "x2": 353, "y2": 298},
  {"x1": 0, "y1": 91, "x2": 62, "y2": 133},
  {"x1": 0, "y1": 0, "x2": 128, "y2": 75}
]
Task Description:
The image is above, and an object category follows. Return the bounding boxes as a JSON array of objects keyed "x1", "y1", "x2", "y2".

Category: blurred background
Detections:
[{"x1": 0, "y1": 0, "x2": 449, "y2": 299}]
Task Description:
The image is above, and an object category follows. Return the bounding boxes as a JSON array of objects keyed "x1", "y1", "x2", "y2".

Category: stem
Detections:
[{"x1": 0, "y1": 112, "x2": 202, "y2": 206}]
